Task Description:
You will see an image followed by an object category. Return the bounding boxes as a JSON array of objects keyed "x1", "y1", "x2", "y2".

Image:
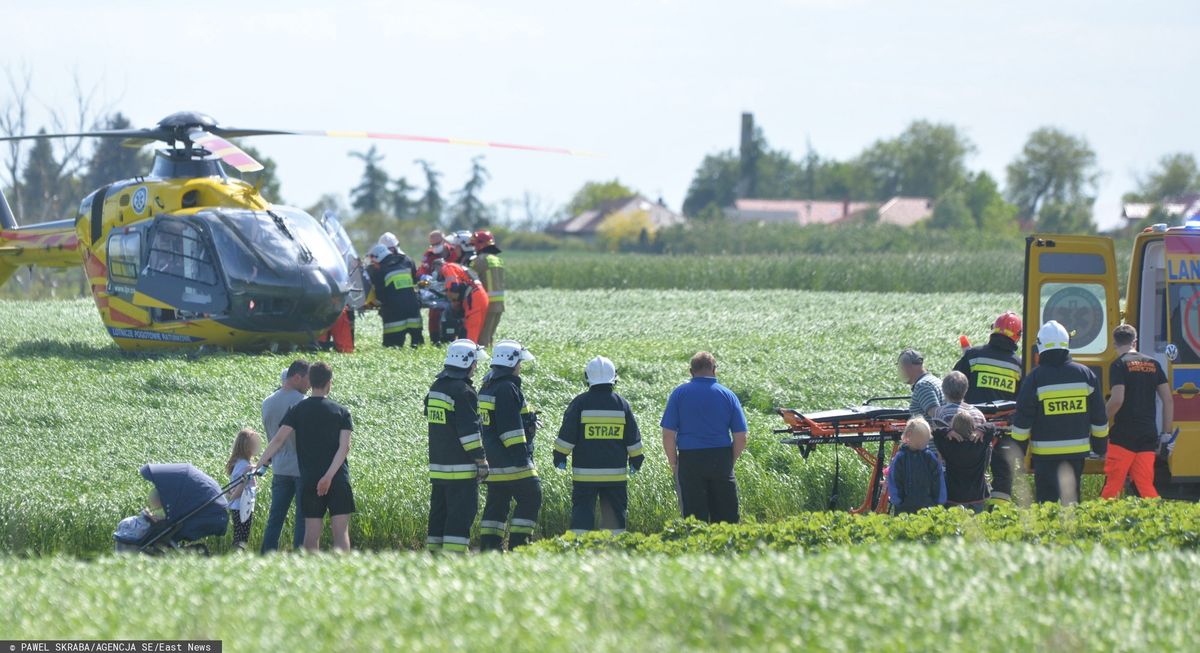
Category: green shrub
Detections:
[{"x1": 526, "y1": 499, "x2": 1200, "y2": 555}]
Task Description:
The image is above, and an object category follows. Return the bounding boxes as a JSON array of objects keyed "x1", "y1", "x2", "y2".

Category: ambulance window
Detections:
[
  {"x1": 107, "y1": 232, "x2": 141, "y2": 282},
  {"x1": 1168, "y1": 284, "x2": 1200, "y2": 365},
  {"x1": 1040, "y1": 282, "x2": 1109, "y2": 354},
  {"x1": 1139, "y1": 241, "x2": 1167, "y2": 355},
  {"x1": 1039, "y1": 252, "x2": 1106, "y2": 275}
]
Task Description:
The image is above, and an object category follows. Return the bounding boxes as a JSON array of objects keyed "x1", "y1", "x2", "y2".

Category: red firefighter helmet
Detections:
[
  {"x1": 992, "y1": 311, "x2": 1023, "y2": 344},
  {"x1": 470, "y1": 229, "x2": 496, "y2": 250}
]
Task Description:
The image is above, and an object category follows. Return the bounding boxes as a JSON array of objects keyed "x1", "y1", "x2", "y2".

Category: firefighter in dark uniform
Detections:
[
  {"x1": 553, "y1": 356, "x2": 644, "y2": 533},
  {"x1": 366, "y1": 243, "x2": 424, "y2": 348},
  {"x1": 953, "y1": 311, "x2": 1024, "y2": 502},
  {"x1": 478, "y1": 339, "x2": 541, "y2": 550},
  {"x1": 1011, "y1": 320, "x2": 1108, "y2": 504},
  {"x1": 425, "y1": 339, "x2": 489, "y2": 553}
]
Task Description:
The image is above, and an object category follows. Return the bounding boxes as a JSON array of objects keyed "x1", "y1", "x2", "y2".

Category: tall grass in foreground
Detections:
[{"x1": 1, "y1": 544, "x2": 1196, "y2": 652}]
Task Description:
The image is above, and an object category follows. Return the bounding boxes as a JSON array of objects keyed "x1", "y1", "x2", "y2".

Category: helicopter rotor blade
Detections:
[
  {"x1": 0, "y1": 129, "x2": 163, "y2": 144},
  {"x1": 214, "y1": 127, "x2": 599, "y2": 157},
  {"x1": 191, "y1": 132, "x2": 263, "y2": 173}
]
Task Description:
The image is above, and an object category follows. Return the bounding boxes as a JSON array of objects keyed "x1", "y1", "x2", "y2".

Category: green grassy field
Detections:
[
  {"x1": 3, "y1": 543, "x2": 1196, "y2": 652},
  {"x1": 0, "y1": 289, "x2": 1020, "y2": 555}
]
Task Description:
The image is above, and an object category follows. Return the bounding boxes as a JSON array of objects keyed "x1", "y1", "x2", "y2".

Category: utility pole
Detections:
[{"x1": 736, "y1": 112, "x2": 758, "y2": 199}]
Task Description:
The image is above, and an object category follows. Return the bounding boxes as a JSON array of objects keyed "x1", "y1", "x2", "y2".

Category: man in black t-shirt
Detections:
[
  {"x1": 259, "y1": 361, "x2": 355, "y2": 551},
  {"x1": 1102, "y1": 325, "x2": 1171, "y2": 499}
]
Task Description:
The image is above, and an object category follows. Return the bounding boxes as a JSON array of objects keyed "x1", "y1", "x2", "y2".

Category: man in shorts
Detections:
[{"x1": 258, "y1": 361, "x2": 355, "y2": 552}]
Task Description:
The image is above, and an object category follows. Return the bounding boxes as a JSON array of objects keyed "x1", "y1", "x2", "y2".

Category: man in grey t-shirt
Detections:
[
  {"x1": 899, "y1": 348, "x2": 944, "y2": 418},
  {"x1": 260, "y1": 359, "x2": 310, "y2": 553}
]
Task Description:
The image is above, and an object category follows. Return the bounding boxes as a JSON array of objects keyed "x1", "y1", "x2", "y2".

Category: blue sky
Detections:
[{"x1": 4, "y1": 0, "x2": 1197, "y2": 230}]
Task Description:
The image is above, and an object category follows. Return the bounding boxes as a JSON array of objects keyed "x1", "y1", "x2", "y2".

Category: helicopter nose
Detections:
[{"x1": 294, "y1": 269, "x2": 347, "y2": 330}]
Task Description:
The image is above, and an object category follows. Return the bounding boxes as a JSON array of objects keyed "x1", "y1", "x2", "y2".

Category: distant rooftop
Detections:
[{"x1": 727, "y1": 196, "x2": 933, "y2": 227}]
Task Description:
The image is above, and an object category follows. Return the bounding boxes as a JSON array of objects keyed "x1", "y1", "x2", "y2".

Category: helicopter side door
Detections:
[
  {"x1": 131, "y1": 216, "x2": 229, "y2": 318},
  {"x1": 1023, "y1": 235, "x2": 1120, "y2": 388}
]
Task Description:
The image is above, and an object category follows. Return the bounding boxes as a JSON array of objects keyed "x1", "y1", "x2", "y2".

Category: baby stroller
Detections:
[{"x1": 114, "y1": 463, "x2": 260, "y2": 555}]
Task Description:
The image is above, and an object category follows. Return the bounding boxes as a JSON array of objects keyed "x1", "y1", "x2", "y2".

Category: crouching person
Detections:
[
  {"x1": 887, "y1": 417, "x2": 946, "y2": 514},
  {"x1": 553, "y1": 356, "x2": 644, "y2": 534}
]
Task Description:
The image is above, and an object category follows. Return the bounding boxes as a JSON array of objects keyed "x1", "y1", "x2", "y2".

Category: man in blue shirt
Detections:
[{"x1": 660, "y1": 351, "x2": 748, "y2": 523}]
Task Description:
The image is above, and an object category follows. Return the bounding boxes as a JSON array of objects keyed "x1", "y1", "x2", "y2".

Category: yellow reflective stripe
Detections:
[
  {"x1": 1039, "y1": 389, "x2": 1090, "y2": 401},
  {"x1": 430, "y1": 471, "x2": 476, "y2": 480},
  {"x1": 627, "y1": 445, "x2": 644, "y2": 457},
  {"x1": 385, "y1": 270, "x2": 414, "y2": 289},
  {"x1": 427, "y1": 399, "x2": 454, "y2": 411},
  {"x1": 1009, "y1": 426, "x2": 1030, "y2": 441},
  {"x1": 1036, "y1": 383, "x2": 1091, "y2": 399},
  {"x1": 478, "y1": 401, "x2": 495, "y2": 410},
  {"x1": 1091, "y1": 423, "x2": 1109, "y2": 437},
  {"x1": 487, "y1": 468, "x2": 538, "y2": 481},
  {"x1": 462, "y1": 440, "x2": 483, "y2": 451},
  {"x1": 1030, "y1": 442, "x2": 1091, "y2": 455},
  {"x1": 970, "y1": 364, "x2": 1020, "y2": 378},
  {"x1": 521, "y1": 405, "x2": 533, "y2": 414},
  {"x1": 554, "y1": 443, "x2": 573, "y2": 455},
  {"x1": 580, "y1": 417, "x2": 625, "y2": 425},
  {"x1": 572, "y1": 473, "x2": 628, "y2": 482},
  {"x1": 442, "y1": 542, "x2": 468, "y2": 553}
]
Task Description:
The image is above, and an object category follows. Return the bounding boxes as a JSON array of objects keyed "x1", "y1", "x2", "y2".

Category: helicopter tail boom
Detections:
[{"x1": 0, "y1": 190, "x2": 81, "y2": 284}]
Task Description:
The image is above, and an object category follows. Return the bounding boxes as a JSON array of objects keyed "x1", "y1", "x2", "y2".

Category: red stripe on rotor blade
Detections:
[{"x1": 222, "y1": 152, "x2": 257, "y2": 167}]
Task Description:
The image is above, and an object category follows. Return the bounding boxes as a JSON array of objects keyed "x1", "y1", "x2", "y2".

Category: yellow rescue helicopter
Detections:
[{"x1": 0, "y1": 111, "x2": 584, "y2": 350}]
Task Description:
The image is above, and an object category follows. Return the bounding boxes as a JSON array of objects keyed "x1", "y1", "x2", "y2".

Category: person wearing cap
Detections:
[
  {"x1": 259, "y1": 360, "x2": 310, "y2": 552},
  {"x1": 899, "y1": 349, "x2": 943, "y2": 420},
  {"x1": 553, "y1": 356, "x2": 644, "y2": 534},
  {"x1": 418, "y1": 231, "x2": 452, "y2": 343},
  {"x1": 478, "y1": 340, "x2": 541, "y2": 550},
  {"x1": 952, "y1": 311, "x2": 1024, "y2": 503},
  {"x1": 365, "y1": 241, "x2": 424, "y2": 348},
  {"x1": 1011, "y1": 320, "x2": 1108, "y2": 504},
  {"x1": 470, "y1": 230, "x2": 505, "y2": 348},
  {"x1": 661, "y1": 351, "x2": 748, "y2": 524},
  {"x1": 425, "y1": 339, "x2": 490, "y2": 553}
]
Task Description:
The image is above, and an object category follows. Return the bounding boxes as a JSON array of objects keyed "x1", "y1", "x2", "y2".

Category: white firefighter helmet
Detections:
[
  {"x1": 367, "y1": 244, "x2": 390, "y2": 262},
  {"x1": 585, "y1": 356, "x2": 618, "y2": 385},
  {"x1": 378, "y1": 232, "x2": 400, "y2": 249},
  {"x1": 445, "y1": 339, "x2": 485, "y2": 369},
  {"x1": 1037, "y1": 320, "x2": 1071, "y2": 351},
  {"x1": 491, "y1": 339, "x2": 534, "y2": 368}
]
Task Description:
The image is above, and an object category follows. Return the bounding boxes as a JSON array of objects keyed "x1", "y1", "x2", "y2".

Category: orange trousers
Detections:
[
  {"x1": 1101, "y1": 443, "x2": 1158, "y2": 499},
  {"x1": 463, "y1": 307, "x2": 486, "y2": 344}
]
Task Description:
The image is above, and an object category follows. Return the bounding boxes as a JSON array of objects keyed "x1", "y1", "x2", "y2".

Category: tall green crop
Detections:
[{"x1": 0, "y1": 290, "x2": 1021, "y2": 555}]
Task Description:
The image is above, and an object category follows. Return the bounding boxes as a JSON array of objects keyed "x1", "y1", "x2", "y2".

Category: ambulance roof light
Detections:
[{"x1": 1152, "y1": 223, "x2": 1168, "y2": 232}]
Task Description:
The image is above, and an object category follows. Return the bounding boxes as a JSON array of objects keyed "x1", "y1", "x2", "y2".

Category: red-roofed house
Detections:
[
  {"x1": 547, "y1": 195, "x2": 685, "y2": 238},
  {"x1": 726, "y1": 196, "x2": 933, "y2": 226}
]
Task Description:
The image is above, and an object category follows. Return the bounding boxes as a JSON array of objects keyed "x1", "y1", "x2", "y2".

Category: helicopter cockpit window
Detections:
[
  {"x1": 146, "y1": 221, "x2": 218, "y2": 286},
  {"x1": 107, "y1": 231, "x2": 141, "y2": 283},
  {"x1": 212, "y1": 209, "x2": 349, "y2": 287}
]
